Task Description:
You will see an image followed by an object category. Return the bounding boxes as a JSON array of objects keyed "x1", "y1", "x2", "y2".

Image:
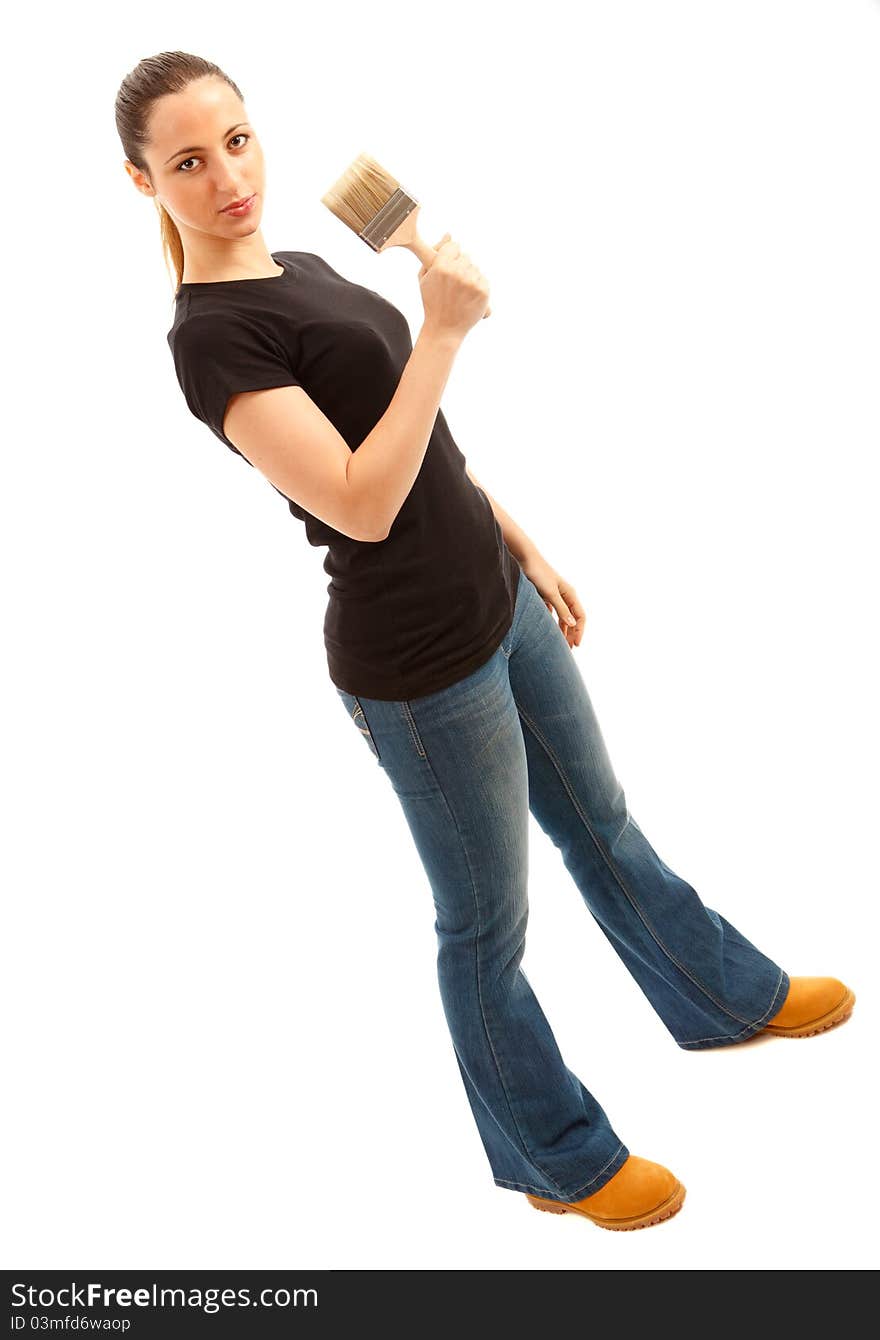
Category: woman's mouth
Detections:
[{"x1": 222, "y1": 193, "x2": 257, "y2": 216}]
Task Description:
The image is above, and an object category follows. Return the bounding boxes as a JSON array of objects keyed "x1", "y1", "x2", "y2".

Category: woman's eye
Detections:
[{"x1": 176, "y1": 134, "x2": 250, "y2": 172}]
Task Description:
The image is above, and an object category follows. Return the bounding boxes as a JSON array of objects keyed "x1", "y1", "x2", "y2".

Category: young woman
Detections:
[{"x1": 116, "y1": 50, "x2": 855, "y2": 1233}]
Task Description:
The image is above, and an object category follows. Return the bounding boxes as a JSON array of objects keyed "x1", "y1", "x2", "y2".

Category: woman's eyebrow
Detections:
[{"x1": 164, "y1": 122, "x2": 249, "y2": 164}]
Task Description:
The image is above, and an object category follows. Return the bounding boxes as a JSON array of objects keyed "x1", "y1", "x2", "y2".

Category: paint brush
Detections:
[{"x1": 320, "y1": 151, "x2": 491, "y2": 317}]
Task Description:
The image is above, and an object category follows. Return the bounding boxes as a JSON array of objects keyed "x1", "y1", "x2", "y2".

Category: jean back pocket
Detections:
[{"x1": 336, "y1": 688, "x2": 381, "y2": 762}]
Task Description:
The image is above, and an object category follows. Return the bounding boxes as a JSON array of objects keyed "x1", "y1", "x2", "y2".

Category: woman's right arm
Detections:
[{"x1": 221, "y1": 239, "x2": 490, "y2": 542}]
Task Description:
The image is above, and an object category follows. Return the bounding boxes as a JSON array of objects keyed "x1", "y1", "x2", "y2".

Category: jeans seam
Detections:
[
  {"x1": 676, "y1": 968, "x2": 788, "y2": 1045},
  {"x1": 500, "y1": 568, "x2": 525, "y2": 660},
  {"x1": 515, "y1": 703, "x2": 761, "y2": 1031},
  {"x1": 400, "y1": 701, "x2": 427, "y2": 758},
  {"x1": 408, "y1": 713, "x2": 569, "y2": 1198},
  {"x1": 493, "y1": 1140, "x2": 628, "y2": 1200}
]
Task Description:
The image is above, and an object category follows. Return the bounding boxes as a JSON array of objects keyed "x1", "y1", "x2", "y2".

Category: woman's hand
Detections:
[
  {"x1": 520, "y1": 551, "x2": 586, "y2": 650},
  {"x1": 418, "y1": 231, "x2": 491, "y2": 338}
]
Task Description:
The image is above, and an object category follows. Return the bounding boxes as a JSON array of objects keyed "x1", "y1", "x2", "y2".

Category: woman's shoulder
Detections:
[
  {"x1": 166, "y1": 294, "x2": 241, "y2": 353},
  {"x1": 165, "y1": 300, "x2": 283, "y2": 367}
]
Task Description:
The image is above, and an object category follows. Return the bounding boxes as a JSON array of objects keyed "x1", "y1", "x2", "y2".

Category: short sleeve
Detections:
[{"x1": 167, "y1": 312, "x2": 302, "y2": 457}]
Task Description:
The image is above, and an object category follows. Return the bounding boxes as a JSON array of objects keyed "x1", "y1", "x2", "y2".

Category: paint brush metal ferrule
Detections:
[{"x1": 358, "y1": 186, "x2": 419, "y2": 251}]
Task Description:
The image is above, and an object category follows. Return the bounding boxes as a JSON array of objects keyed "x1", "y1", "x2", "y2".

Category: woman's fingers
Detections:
[
  {"x1": 552, "y1": 583, "x2": 586, "y2": 649},
  {"x1": 419, "y1": 232, "x2": 452, "y2": 278}
]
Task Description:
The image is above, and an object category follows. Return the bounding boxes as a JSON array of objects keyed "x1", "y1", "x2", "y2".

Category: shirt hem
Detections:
[
  {"x1": 326, "y1": 545, "x2": 521, "y2": 703},
  {"x1": 327, "y1": 600, "x2": 516, "y2": 703}
]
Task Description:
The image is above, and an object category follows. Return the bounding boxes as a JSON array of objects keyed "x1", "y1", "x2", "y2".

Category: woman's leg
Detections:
[
  {"x1": 504, "y1": 567, "x2": 790, "y2": 1049},
  {"x1": 335, "y1": 645, "x2": 630, "y2": 1202}
]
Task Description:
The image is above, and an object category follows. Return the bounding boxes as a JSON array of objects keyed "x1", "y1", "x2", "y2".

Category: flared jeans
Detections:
[{"x1": 335, "y1": 565, "x2": 790, "y2": 1203}]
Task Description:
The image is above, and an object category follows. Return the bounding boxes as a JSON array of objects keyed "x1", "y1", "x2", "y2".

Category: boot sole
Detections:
[
  {"x1": 762, "y1": 987, "x2": 856, "y2": 1038},
  {"x1": 525, "y1": 1180, "x2": 686, "y2": 1231}
]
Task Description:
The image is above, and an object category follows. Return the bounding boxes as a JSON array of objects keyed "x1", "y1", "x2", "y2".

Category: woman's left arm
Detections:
[{"x1": 465, "y1": 465, "x2": 585, "y2": 649}]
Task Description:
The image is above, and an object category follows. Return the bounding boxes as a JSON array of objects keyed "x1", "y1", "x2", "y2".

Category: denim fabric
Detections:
[{"x1": 335, "y1": 565, "x2": 789, "y2": 1203}]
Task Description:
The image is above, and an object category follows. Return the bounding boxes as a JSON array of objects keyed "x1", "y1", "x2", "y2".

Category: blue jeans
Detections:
[{"x1": 335, "y1": 566, "x2": 790, "y2": 1203}]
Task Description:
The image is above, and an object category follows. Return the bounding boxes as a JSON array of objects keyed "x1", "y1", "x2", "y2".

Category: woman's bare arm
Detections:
[
  {"x1": 465, "y1": 466, "x2": 538, "y2": 563},
  {"x1": 223, "y1": 239, "x2": 489, "y2": 542},
  {"x1": 347, "y1": 325, "x2": 463, "y2": 539},
  {"x1": 222, "y1": 324, "x2": 464, "y2": 542}
]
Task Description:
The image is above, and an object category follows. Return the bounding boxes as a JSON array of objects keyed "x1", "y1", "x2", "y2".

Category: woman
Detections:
[{"x1": 116, "y1": 50, "x2": 855, "y2": 1233}]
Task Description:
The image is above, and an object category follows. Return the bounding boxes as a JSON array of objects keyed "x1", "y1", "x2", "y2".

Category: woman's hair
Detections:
[{"x1": 115, "y1": 51, "x2": 244, "y2": 293}]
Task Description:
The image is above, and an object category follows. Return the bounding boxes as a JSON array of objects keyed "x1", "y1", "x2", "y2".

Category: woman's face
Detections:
[{"x1": 132, "y1": 75, "x2": 268, "y2": 238}]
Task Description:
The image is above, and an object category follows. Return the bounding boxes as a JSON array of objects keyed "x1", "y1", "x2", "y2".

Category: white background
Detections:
[{"x1": 4, "y1": 0, "x2": 878, "y2": 1271}]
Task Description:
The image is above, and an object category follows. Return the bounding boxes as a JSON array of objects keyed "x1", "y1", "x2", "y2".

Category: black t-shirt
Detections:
[{"x1": 167, "y1": 250, "x2": 520, "y2": 700}]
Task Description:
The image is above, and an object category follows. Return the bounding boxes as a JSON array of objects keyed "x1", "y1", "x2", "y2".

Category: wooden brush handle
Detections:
[
  {"x1": 409, "y1": 234, "x2": 491, "y2": 319},
  {"x1": 384, "y1": 209, "x2": 492, "y2": 319}
]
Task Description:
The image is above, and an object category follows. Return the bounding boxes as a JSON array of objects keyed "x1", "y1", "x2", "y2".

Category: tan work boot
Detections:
[
  {"x1": 762, "y1": 976, "x2": 855, "y2": 1038},
  {"x1": 525, "y1": 1154, "x2": 685, "y2": 1231}
]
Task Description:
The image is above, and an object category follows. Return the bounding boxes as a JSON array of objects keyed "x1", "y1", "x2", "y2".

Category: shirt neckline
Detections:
[{"x1": 177, "y1": 252, "x2": 293, "y2": 290}]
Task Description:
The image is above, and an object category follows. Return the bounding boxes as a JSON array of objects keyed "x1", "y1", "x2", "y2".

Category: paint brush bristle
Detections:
[{"x1": 320, "y1": 152, "x2": 419, "y2": 252}]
